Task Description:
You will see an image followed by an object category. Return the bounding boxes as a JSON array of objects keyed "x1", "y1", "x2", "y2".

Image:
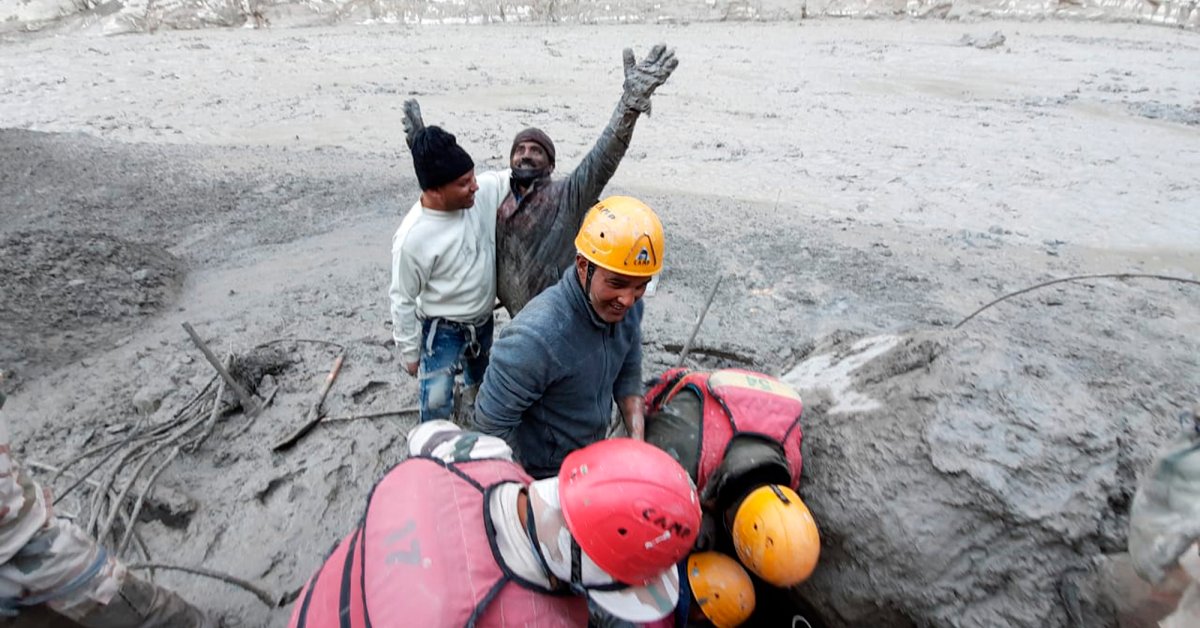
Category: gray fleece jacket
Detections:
[{"x1": 473, "y1": 267, "x2": 643, "y2": 478}]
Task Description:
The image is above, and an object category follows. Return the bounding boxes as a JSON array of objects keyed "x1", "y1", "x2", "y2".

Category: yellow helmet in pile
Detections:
[
  {"x1": 687, "y1": 551, "x2": 756, "y2": 628},
  {"x1": 731, "y1": 485, "x2": 821, "y2": 587},
  {"x1": 574, "y1": 196, "x2": 664, "y2": 277}
]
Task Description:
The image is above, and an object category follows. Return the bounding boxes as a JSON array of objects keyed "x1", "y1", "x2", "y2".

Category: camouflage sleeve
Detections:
[
  {"x1": 0, "y1": 417, "x2": 124, "y2": 619},
  {"x1": 1129, "y1": 420, "x2": 1200, "y2": 585},
  {"x1": 0, "y1": 519, "x2": 125, "y2": 620},
  {"x1": 0, "y1": 418, "x2": 50, "y2": 564},
  {"x1": 406, "y1": 420, "x2": 515, "y2": 464}
]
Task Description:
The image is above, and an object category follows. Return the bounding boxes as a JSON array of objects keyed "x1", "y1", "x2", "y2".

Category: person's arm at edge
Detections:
[
  {"x1": 613, "y1": 312, "x2": 645, "y2": 440},
  {"x1": 407, "y1": 420, "x2": 515, "y2": 464}
]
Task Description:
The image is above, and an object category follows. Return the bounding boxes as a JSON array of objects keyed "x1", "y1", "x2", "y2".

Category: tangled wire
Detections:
[{"x1": 44, "y1": 369, "x2": 234, "y2": 559}]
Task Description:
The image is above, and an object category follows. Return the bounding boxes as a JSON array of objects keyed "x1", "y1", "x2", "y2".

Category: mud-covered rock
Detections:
[{"x1": 784, "y1": 328, "x2": 1194, "y2": 627}]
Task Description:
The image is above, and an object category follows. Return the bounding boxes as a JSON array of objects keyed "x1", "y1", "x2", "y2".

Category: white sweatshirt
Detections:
[{"x1": 389, "y1": 170, "x2": 510, "y2": 364}]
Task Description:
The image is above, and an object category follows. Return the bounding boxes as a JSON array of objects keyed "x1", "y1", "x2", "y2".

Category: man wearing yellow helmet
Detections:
[{"x1": 473, "y1": 196, "x2": 663, "y2": 479}]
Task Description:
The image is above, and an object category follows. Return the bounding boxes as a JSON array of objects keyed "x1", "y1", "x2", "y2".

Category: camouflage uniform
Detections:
[
  {"x1": 0, "y1": 393, "x2": 212, "y2": 627},
  {"x1": 1127, "y1": 408, "x2": 1200, "y2": 627}
]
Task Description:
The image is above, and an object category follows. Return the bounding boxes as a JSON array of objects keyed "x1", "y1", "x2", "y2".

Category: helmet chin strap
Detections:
[
  {"x1": 584, "y1": 261, "x2": 597, "y2": 297},
  {"x1": 584, "y1": 262, "x2": 613, "y2": 324},
  {"x1": 568, "y1": 539, "x2": 630, "y2": 594}
]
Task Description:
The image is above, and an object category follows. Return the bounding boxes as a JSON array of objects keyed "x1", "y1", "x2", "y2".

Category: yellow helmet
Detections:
[
  {"x1": 731, "y1": 485, "x2": 820, "y2": 587},
  {"x1": 687, "y1": 552, "x2": 756, "y2": 628},
  {"x1": 574, "y1": 196, "x2": 664, "y2": 277}
]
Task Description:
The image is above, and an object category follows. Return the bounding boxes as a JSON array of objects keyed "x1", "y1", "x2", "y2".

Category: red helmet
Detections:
[{"x1": 558, "y1": 438, "x2": 701, "y2": 585}]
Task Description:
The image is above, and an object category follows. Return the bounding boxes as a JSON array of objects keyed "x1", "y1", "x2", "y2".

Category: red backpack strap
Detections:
[{"x1": 644, "y1": 367, "x2": 692, "y2": 413}]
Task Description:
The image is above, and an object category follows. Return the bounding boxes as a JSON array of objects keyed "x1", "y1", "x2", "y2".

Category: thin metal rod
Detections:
[{"x1": 677, "y1": 274, "x2": 725, "y2": 367}]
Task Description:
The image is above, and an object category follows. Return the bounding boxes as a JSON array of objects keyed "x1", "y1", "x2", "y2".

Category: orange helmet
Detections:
[
  {"x1": 731, "y1": 485, "x2": 820, "y2": 587},
  {"x1": 687, "y1": 552, "x2": 756, "y2": 627},
  {"x1": 574, "y1": 196, "x2": 664, "y2": 277}
]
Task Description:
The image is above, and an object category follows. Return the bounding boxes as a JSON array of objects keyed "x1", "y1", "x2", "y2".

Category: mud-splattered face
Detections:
[
  {"x1": 427, "y1": 170, "x2": 479, "y2": 210},
  {"x1": 511, "y1": 140, "x2": 553, "y2": 173},
  {"x1": 576, "y1": 256, "x2": 652, "y2": 323}
]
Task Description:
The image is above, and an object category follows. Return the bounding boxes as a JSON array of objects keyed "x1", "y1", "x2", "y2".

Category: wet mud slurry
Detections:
[{"x1": 1, "y1": 19, "x2": 1198, "y2": 627}]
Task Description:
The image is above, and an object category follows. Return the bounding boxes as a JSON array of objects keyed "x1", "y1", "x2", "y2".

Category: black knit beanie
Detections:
[{"x1": 411, "y1": 126, "x2": 475, "y2": 190}]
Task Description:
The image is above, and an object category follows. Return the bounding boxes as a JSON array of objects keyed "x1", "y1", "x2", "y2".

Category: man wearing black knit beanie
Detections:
[{"x1": 389, "y1": 126, "x2": 511, "y2": 424}]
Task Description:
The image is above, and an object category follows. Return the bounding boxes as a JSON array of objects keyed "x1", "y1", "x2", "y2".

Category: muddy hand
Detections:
[
  {"x1": 621, "y1": 44, "x2": 678, "y2": 115},
  {"x1": 402, "y1": 99, "x2": 425, "y2": 150}
]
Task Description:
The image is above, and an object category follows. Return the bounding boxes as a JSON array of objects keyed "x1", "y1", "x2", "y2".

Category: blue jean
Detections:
[{"x1": 418, "y1": 316, "x2": 494, "y2": 422}]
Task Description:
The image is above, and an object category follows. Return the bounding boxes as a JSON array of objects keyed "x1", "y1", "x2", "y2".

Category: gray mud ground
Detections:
[{"x1": 1, "y1": 19, "x2": 1198, "y2": 627}]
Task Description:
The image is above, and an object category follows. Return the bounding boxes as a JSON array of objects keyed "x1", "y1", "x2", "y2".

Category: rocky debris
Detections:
[
  {"x1": 140, "y1": 483, "x2": 199, "y2": 529},
  {"x1": 132, "y1": 380, "x2": 177, "y2": 415},
  {"x1": 0, "y1": 230, "x2": 183, "y2": 331},
  {"x1": 1128, "y1": 102, "x2": 1200, "y2": 126},
  {"x1": 960, "y1": 31, "x2": 1007, "y2": 50},
  {"x1": 227, "y1": 346, "x2": 295, "y2": 398}
]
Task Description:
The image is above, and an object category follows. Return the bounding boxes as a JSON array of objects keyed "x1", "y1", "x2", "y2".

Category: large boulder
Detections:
[{"x1": 783, "y1": 327, "x2": 1193, "y2": 627}]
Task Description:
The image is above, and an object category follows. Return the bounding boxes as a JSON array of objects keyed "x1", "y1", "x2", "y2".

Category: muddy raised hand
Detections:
[
  {"x1": 620, "y1": 44, "x2": 679, "y2": 115},
  {"x1": 402, "y1": 98, "x2": 425, "y2": 149}
]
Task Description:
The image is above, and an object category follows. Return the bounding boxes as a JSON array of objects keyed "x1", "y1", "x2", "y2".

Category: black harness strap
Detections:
[
  {"x1": 358, "y1": 520, "x2": 372, "y2": 628},
  {"x1": 570, "y1": 541, "x2": 584, "y2": 594},
  {"x1": 781, "y1": 412, "x2": 803, "y2": 442},
  {"x1": 292, "y1": 572, "x2": 320, "y2": 628},
  {"x1": 443, "y1": 459, "x2": 488, "y2": 493},
  {"x1": 485, "y1": 485, "x2": 563, "y2": 596},
  {"x1": 466, "y1": 577, "x2": 511, "y2": 628},
  {"x1": 521, "y1": 493, "x2": 629, "y2": 595},
  {"x1": 339, "y1": 528, "x2": 361, "y2": 628},
  {"x1": 708, "y1": 380, "x2": 742, "y2": 433},
  {"x1": 647, "y1": 370, "x2": 691, "y2": 413}
]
